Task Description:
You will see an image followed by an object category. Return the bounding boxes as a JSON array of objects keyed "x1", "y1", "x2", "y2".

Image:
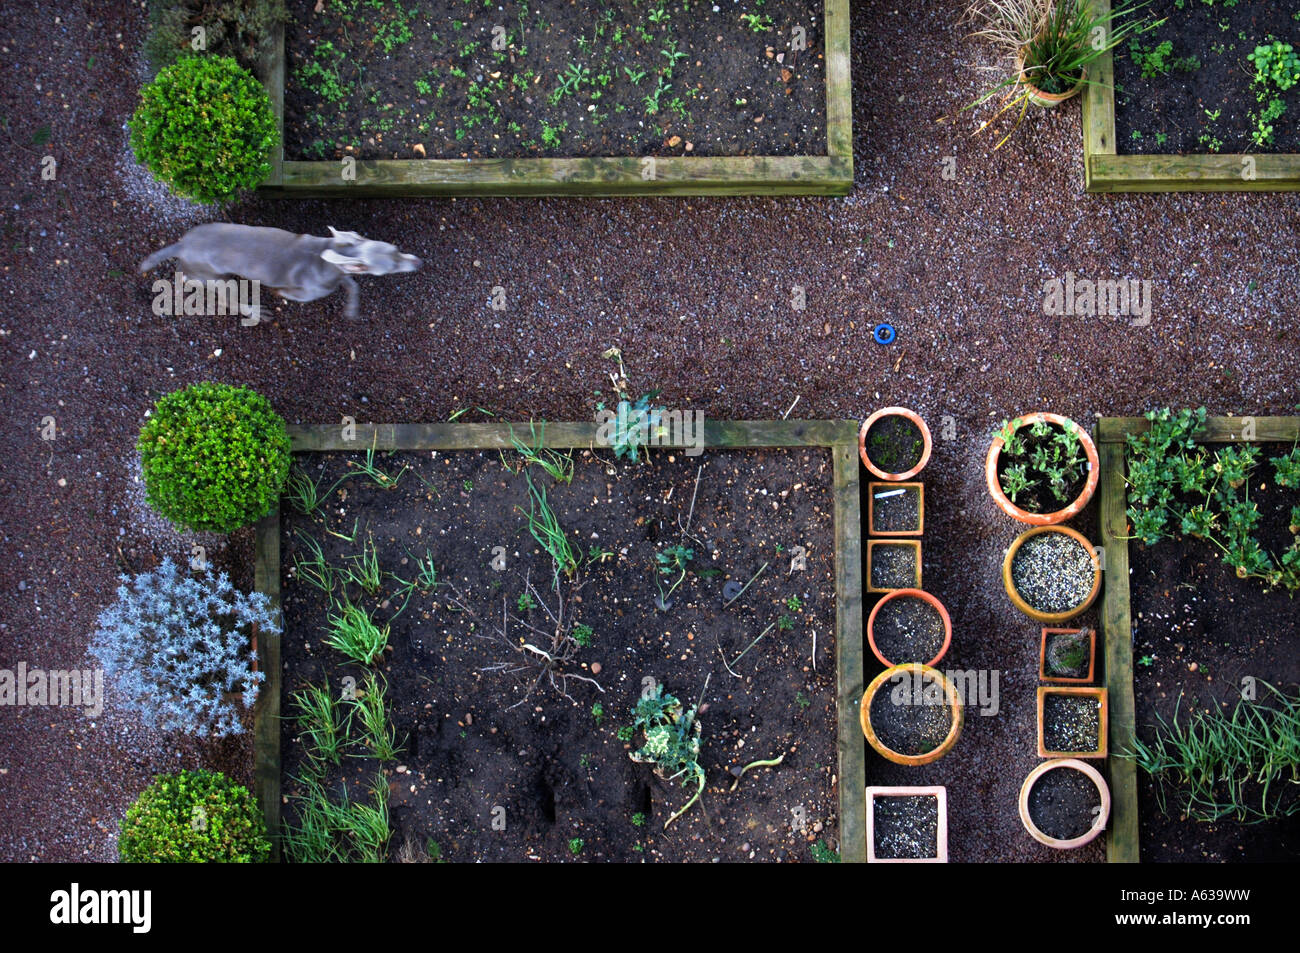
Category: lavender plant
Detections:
[{"x1": 89, "y1": 558, "x2": 273, "y2": 736}]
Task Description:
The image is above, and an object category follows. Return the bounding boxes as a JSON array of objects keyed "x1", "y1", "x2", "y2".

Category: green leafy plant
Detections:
[
  {"x1": 119, "y1": 769, "x2": 270, "y2": 862},
  {"x1": 507, "y1": 420, "x2": 574, "y2": 483},
  {"x1": 572, "y1": 622, "x2": 594, "y2": 647},
  {"x1": 350, "y1": 671, "x2": 402, "y2": 760},
  {"x1": 810, "y1": 839, "x2": 841, "y2": 863},
  {"x1": 654, "y1": 543, "x2": 694, "y2": 609},
  {"x1": 994, "y1": 415, "x2": 1089, "y2": 513},
  {"x1": 292, "y1": 681, "x2": 348, "y2": 767},
  {"x1": 138, "y1": 382, "x2": 290, "y2": 533},
  {"x1": 323, "y1": 599, "x2": 390, "y2": 666},
  {"x1": 282, "y1": 774, "x2": 390, "y2": 863},
  {"x1": 518, "y1": 472, "x2": 580, "y2": 577},
  {"x1": 129, "y1": 55, "x2": 278, "y2": 202},
  {"x1": 143, "y1": 0, "x2": 288, "y2": 75},
  {"x1": 592, "y1": 702, "x2": 605, "y2": 726},
  {"x1": 568, "y1": 837, "x2": 585, "y2": 855},
  {"x1": 629, "y1": 685, "x2": 705, "y2": 829}
]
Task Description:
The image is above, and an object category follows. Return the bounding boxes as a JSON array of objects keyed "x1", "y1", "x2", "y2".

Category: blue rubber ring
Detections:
[{"x1": 873, "y1": 323, "x2": 896, "y2": 345}]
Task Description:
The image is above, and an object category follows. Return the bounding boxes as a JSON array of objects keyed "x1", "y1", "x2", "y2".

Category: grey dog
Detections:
[{"x1": 138, "y1": 223, "x2": 422, "y2": 320}]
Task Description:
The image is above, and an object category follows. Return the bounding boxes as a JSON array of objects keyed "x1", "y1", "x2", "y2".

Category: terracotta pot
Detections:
[
  {"x1": 867, "y1": 588, "x2": 952, "y2": 668},
  {"x1": 1003, "y1": 525, "x2": 1101, "y2": 623},
  {"x1": 1037, "y1": 686, "x2": 1108, "y2": 758},
  {"x1": 985, "y1": 412, "x2": 1099, "y2": 525},
  {"x1": 1016, "y1": 52, "x2": 1085, "y2": 108},
  {"x1": 866, "y1": 785, "x2": 948, "y2": 863},
  {"x1": 1019, "y1": 758, "x2": 1110, "y2": 849},
  {"x1": 867, "y1": 481, "x2": 924, "y2": 537},
  {"x1": 860, "y1": 663, "x2": 963, "y2": 767},
  {"x1": 867, "y1": 539, "x2": 922, "y2": 594},
  {"x1": 859, "y1": 407, "x2": 933, "y2": 481},
  {"x1": 1039, "y1": 627, "x2": 1096, "y2": 684}
]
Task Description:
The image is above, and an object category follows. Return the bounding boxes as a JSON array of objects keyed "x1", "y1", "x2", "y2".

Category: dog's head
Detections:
[{"x1": 321, "y1": 227, "x2": 423, "y2": 275}]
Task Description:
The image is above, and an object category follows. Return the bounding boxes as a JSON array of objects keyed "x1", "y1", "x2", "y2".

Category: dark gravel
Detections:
[{"x1": 0, "y1": 0, "x2": 1297, "y2": 863}]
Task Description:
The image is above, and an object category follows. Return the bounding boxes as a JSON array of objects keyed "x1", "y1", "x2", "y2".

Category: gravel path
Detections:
[{"x1": 0, "y1": 0, "x2": 1296, "y2": 862}]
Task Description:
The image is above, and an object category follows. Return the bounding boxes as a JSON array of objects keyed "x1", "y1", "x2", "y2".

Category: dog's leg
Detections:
[{"x1": 341, "y1": 275, "x2": 360, "y2": 320}]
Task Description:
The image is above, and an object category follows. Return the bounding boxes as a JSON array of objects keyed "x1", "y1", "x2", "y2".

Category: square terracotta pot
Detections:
[
  {"x1": 866, "y1": 539, "x2": 922, "y2": 593},
  {"x1": 1037, "y1": 686, "x2": 1108, "y2": 759},
  {"x1": 1039, "y1": 627, "x2": 1096, "y2": 684},
  {"x1": 865, "y1": 786, "x2": 948, "y2": 863},
  {"x1": 867, "y1": 482, "x2": 924, "y2": 537}
]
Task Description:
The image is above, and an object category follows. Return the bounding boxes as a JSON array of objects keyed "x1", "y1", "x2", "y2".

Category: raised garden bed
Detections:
[
  {"x1": 1082, "y1": 0, "x2": 1300, "y2": 191},
  {"x1": 1096, "y1": 413, "x2": 1300, "y2": 862},
  {"x1": 256, "y1": 0, "x2": 852, "y2": 196},
  {"x1": 252, "y1": 419, "x2": 867, "y2": 861}
]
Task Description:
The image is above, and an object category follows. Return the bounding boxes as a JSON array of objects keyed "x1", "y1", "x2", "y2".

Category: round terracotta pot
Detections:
[
  {"x1": 859, "y1": 407, "x2": 933, "y2": 481},
  {"x1": 985, "y1": 412, "x2": 1099, "y2": 525},
  {"x1": 1003, "y1": 525, "x2": 1102, "y2": 623},
  {"x1": 1019, "y1": 758, "x2": 1110, "y2": 849},
  {"x1": 1016, "y1": 52, "x2": 1085, "y2": 108},
  {"x1": 867, "y1": 588, "x2": 952, "y2": 668},
  {"x1": 860, "y1": 663, "x2": 963, "y2": 767}
]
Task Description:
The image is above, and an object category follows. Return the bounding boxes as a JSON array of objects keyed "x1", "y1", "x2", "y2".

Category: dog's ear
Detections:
[
  {"x1": 321, "y1": 248, "x2": 370, "y2": 273},
  {"x1": 327, "y1": 226, "x2": 365, "y2": 244}
]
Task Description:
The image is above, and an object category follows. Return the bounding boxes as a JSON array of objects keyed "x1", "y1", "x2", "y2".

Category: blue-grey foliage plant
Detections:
[{"x1": 90, "y1": 558, "x2": 274, "y2": 737}]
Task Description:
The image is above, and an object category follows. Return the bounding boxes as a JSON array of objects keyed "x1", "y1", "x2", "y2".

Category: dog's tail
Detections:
[{"x1": 138, "y1": 242, "x2": 183, "y2": 275}]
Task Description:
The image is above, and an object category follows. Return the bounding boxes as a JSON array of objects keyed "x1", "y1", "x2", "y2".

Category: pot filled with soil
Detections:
[
  {"x1": 867, "y1": 539, "x2": 922, "y2": 593},
  {"x1": 1040, "y1": 627, "x2": 1096, "y2": 683},
  {"x1": 860, "y1": 663, "x2": 963, "y2": 767},
  {"x1": 867, "y1": 588, "x2": 952, "y2": 668},
  {"x1": 859, "y1": 408, "x2": 932, "y2": 481},
  {"x1": 985, "y1": 412, "x2": 1099, "y2": 525},
  {"x1": 868, "y1": 481, "x2": 924, "y2": 536},
  {"x1": 1038, "y1": 686, "x2": 1108, "y2": 758},
  {"x1": 1003, "y1": 525, "x2": 1101, "y2": 623},
  {"x1": 1019, "y1": 758, "x2": 1110, "y2": 849},
  {"x1": 1016, "y1": 52, "x2": 1085, "y2": 108},
  {"x1": 866, "y1": 786, "x2": 948, "y2": 863}
]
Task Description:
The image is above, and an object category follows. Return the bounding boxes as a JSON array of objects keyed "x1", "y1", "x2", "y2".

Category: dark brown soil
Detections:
[
  {"x1": 871, "y1": 594, "x2": 946, "y2": 666},
  {"x1": 1010, "y1": 532, "x2": 1094, "y2": 615},
  {"x1": 1128, "y1": 456, "x2": 1300, "y2": 863},
  {"x1": 278, "y1": 447, "x2": 838, "y2": 861},
  {"x1": 869, "y1": 542, "x2": 919, "y2": 590},
  {"x1": 4, "y1": 0, "x2": 1300, "y2": 866},
  {"x1": 1115, "y1": 0, "x2": 1300, "y2": 155},
  {"x1": 872, "y1": 793, "x2": 938, "y2": 859},
  {"x1": 1042, "y1": 693, "x2": 1101, "y2": 754},
  {"x1": 863, "y1": 414, "x2": 923, "y2": 475},
  {"x1": 870, "y1": 484, "x2": 921, "y2": 533},
  {"x1": 1027, "y1": 765, "x2": 1102, "y2": 842},
  {"x1": 283, "y1": 0, "x2": 827, "y2": 160},
  {"x1": 868, "y1": 672, "x2": 953, "y2": 757}
]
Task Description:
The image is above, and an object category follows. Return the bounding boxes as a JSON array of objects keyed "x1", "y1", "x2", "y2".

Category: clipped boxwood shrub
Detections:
[
  {"x1": 129, "y1": 55, "x2": 278, "y2": 203},
  {"x1": 138, "y1": 382, "x2": 291, "y2": 532},
  {"x1": 120, "y1": 769, "x2": 270, "y2": 862}
]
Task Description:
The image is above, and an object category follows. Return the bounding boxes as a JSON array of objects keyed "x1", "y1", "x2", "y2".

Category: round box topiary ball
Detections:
[
  {"x1": 129, "y1": 55, "x2": 279, "y2": 204},
  {"x1": 120, "y1": 769, "x2": 270, "y2": 863},
  {"x1": 138, "y1": 381, "x2": 291, "y2": 533}
]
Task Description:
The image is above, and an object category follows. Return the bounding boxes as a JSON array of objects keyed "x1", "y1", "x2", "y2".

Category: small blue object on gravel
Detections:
[{"x1": 873, "y1": 323, "x2": 896, "y2": 345}]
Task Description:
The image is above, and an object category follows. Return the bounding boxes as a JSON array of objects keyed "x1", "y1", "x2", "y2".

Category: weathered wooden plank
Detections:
[
  {"x1": 288, "y1": 419, "x2": 858, "y2": 452},
  {"x1": 256, "y1": 21, "x2": 285, "y2": 188},
  {"x1": 833, "y1": 440, "x2": 867, "y2": 863},
  {"x1": 266, "y1": 155, "x2": 852, "y2": 197},
  {"x1": 1097, "y1": 416, "x2": 1300, "y2": 444},
  {"x1": 1088, "y1": 153, "x2": 1300, "y2": 193},
  {"x1": 1080, "y1": 0, "x2": 1116, "y2": 192},
  {"x1": 824, "y1": 0, "x2": 854, "y2": 164},
  {"x1": 1098, "y1": 439, "x2": 1139, "y2": 863},
  {"x1": 252, "y1": 508, "x2": 283, "y2": 860}
]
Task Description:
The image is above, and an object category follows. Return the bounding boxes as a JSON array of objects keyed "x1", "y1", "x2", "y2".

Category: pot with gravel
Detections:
[
  {"x1": 866, "y1": 786, "x2": 948, "y2": 863},
  {"x1": 867, "y1": 588, "x2": 952, "y2": 668},
  {"x1": 1003, "y1": 525, "x2": 1101, "y2": 623},
  {"x1": 868, "y1": 481, "x2": 924, "y2": 536},
  {"x1": 860, "y1": 663, "x2": 963, "y2": 766},
  {"x1": 985, "y1": 412, "x2": 1098, "y2": 525},
  {"x1": 1019, "y1": 758, "x2": 1110, "y2": 849},
  {"x1": 867, "y1": 539, "x2": 922, "y2": 593},
  {"x1": 859, "y1": 408, "x2": 932, "y2": 481},
  {"x1": 1040, "y1": 626, "x2": 1095, "y2": 683},
  {"x1": 1037, "y1": 686, "x2": 1108, "y2": 758}
]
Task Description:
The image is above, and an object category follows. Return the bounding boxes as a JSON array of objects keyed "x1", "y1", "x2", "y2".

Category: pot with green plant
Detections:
[
  {"x1": 1040, "y1": 627, "x2": 1095, "y2": 683},
  {"x1": 859, "y1": 408, "x2": 932, "y2": 481},
  {"x1": 962, "y1": 0, "x2": 1155, "y2": 145},
  {"x1": 1003, "y1": 526, "x2": 1101, "y2": 623},
  {"x1": 986, "y1": 412, "x2": 1099, "y2": 525}
]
